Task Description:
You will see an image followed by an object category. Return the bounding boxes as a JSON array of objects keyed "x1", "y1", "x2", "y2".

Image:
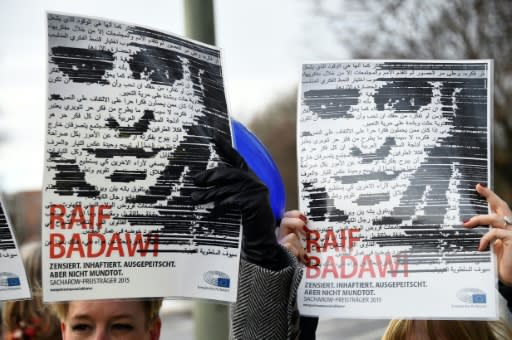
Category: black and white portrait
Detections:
[{"x1": 299, "y1": 61, "x2": 491, "y2": 273}]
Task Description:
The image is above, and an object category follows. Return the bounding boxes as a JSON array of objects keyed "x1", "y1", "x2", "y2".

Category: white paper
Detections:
[
  {"x1": 43, "y1": 13, "x2": 240, "y2": 302},
  {"x1": 297, "y1": 60, "x2": 497, "y2": 319},
  {"x1": 0, "y1": 196, "x2": 31, "y2": 301}
]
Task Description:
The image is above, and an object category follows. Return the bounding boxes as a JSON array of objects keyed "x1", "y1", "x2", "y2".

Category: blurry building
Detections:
[{"x1": 4, "y1": 190, "x2": 42, "y2": 244}]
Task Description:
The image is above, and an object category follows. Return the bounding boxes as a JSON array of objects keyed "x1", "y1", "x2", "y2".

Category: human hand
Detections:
[
  {"x1": 191, "y1": 136, "x2": 285, "y2": 270},
  {"x1": 277, "y1": 210, "x2": 308, "y2": 264},
  {"x1": 463, "y1": 183, "x2": 512, "y2": 285}
]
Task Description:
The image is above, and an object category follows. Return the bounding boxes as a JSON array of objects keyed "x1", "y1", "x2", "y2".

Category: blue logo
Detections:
[
  {"x1": 203, "y1": 271, "x2": 230, "y2": 288},
  {"x1": 0, "y1": 272, "x2": 21, "y2": 287},
  {"x1": 217, "y1": 277, "x2": 230, "y2": 288},
  {"x1": 457, "y1": 288, "x2": 487, "y2": 304},
  {"x1": 472, "y1": 294, "x2": 487, "y2": 304}
]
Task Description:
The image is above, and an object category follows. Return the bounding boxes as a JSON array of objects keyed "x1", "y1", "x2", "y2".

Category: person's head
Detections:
[
  {"x1": 51, "y1": 298, "x2": 162, "y2": 340},
  {"x1": 382, "y1": 319, "x2": 512, "y2": 340},
  {"x1": 2, "y1": 241, "x2": 62, "y2": 340}
]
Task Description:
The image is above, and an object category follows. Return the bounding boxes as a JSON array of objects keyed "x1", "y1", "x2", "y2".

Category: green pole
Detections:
[
  {"x1": 193, "y1": 301, "x2": 230, "y2": 340},
  {"x1": 184, "y1": 0, "x2": 216, "y2": 45},
  {"x1": 183, "y1": 1, "x2": 230, "y2": 339}
]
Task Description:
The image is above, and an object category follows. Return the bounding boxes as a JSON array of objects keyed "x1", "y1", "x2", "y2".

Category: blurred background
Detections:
[{"x1": 1, "y1": 0, "x2": 511, "y2": 339}]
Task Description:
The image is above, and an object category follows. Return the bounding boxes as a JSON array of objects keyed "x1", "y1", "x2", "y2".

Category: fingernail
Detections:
[
  {"x1": 479, "y1": 183, "x2": 487, "y2": 188},
  {"x1": 463, "y1": 219, "x2": 469, "y2": 224},
  {"x1": 303, "y1": 224, "x2": 310, "y2": 233},
  {"x1": 299, "y1": 214, "x2": 308, "y2": 224}
]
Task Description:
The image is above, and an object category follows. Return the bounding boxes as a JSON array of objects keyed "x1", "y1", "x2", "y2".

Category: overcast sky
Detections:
[{"x1": 0, "y1": 0, "x2": 346, "y2": 193}]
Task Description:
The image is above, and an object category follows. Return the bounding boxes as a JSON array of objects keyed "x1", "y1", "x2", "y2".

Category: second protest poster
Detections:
[{"x1": 297, "y1": 60, "x2": 497, "y2": 319}]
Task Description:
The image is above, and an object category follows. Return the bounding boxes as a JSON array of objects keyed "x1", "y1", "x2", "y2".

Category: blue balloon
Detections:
[{"x1": 231, "y1": 118, "x2": 286, "y2": 220}]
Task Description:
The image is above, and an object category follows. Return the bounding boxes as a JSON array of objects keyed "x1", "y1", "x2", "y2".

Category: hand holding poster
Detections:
[
  {"x1": 43, "y1": 13, "x2": 240, "y2": 302},
  {"x1": 297, "y1": 60, "x2": 497, "y2": 319},
  {"x1": 0, "y1": 197, "x2": 31, "y2": 301}
]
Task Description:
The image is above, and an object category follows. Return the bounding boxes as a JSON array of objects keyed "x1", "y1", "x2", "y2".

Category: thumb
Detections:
[{"x1": 213, "y1": 134, "x2": 248, "y2": 170}]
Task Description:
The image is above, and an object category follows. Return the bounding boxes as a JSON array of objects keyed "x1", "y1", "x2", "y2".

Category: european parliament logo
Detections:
[
  {"x1": 203, "y1": 271, "x2": 230, "y2": 288},
  {"x1": 0, "y1": 272, "x2": 21, "y2": 287},
  {"x1": 457, "y1": 288, "x2": 487, "y2": 304}
]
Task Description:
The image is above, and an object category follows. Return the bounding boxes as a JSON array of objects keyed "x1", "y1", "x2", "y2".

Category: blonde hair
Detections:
[
  {"x1": 51, "y1": 298, "x2": 163, "y2": 328},
  {"x1": 2, "y1": 241, "x2": 61, "y2": 340},
  {"x1": 382, "y1": 319, "x2": 512, "y2": 340}
]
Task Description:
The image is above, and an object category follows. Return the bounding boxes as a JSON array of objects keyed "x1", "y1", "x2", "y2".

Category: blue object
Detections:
[
  {"x1": 231, "y1": 118, "x2": 286, "y2": 220},
  {"x1": 7, "y1": 277, "x2": 20, "y2": 287},
  {"x1": 217, "y1": 278, "x2": 230, "y2": 288},
  {"x1": 472, "y1": 294, "x2": 487, "y2": 304}
]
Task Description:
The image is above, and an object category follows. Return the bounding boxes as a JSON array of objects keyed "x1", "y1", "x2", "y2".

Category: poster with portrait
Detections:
[
  {"x1": 0, "y1": 196, "x2": 31, "y2": 301},
  {"x1": 43, "y1": 13, "x2": 241, "y2": 302},
  {"x1": 297, "y1": 60, "x2": 497, "y2": 319}
]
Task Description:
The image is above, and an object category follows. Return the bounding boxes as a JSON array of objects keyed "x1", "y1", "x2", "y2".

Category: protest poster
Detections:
[
  {"x1": 0, "y1": 196, "x2": 31, "y2": 301},
  {"x1": 297, "y1": 60, "x2": 497, "y2": 319},
  {"x1": 43, "y1": 13, "x2": 240, "y2": 302}
]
